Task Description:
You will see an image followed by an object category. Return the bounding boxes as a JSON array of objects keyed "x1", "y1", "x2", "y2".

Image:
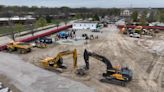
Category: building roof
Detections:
[
  {"x1": 0, "y1": 16, "x2": 35, "y2": 21},
  {"x1": 74, "y1": 20, "x2": 98, "y2": 24}
]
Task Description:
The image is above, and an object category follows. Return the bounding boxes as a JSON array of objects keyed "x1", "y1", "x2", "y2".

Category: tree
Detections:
[
  {"x1": 74, "y1": 13, "x2": 81, "y2": 19},
  {"x1": 60, "y1": 6, "x2": 70, "y2": 13},
  {"x1": 0, "y1": 5, "x2": 4, "y2": 11},
  {"x1": 15, "y1": 23, "x2": 24, "y2": 34},
  {"x1": 55, "y1": 20, "x2": 60, "y2": 29},
  {"x1": 35, "y1": 17, "x2": 47, "y2": 28},
  {"x1": 131, "y1": 11, "x2": 138, "y2": 22},
  {"x1": 148, "y1": 12, "x2": 156, "y2": 22},
  {"x1": 31, "y1": 6, "x2": 38, "y2": 11},
  {"x1": 110, "y1": 8, "x2": 120, "y2": 16},
  {"x1": 6, "y1": 10, "x2": 15, "y2": 41},
  {"x1": 46, "y1": 15, "x2": 53, "y2": 23},
  {"x1": 156, "y1": 10, "x2": 161, "y2": 22},
  {"x1": 140, "y1": 11, "x2": 147, "y2": 26},
  {"x1": 159, "y1": 13, "x2": 164, "y2": 22},
  {"x1": 158, "y1": 10, "x2": 164, "y2": 22},
  {"x1": 64, "y1": 19, "x2": 68, "y2": 25},
  {"x1": 93, "y1": 14, "x2": 99, "y2": 21}
]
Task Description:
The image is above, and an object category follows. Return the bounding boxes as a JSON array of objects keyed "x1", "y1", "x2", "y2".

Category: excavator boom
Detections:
[
  {"x1": 42, "y1": 49, "x2": 77, "y2": 69},
  {"x1": 84, "y1": 49, "x2": 113, "y2": 70}
]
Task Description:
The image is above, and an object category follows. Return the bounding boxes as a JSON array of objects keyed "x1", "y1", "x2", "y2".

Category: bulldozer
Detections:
[
  {"x1": 76, "y1": 49, "x2": 133, "y2": 86},
  {"x1": 41, "y1": 49, "x2": 77, "y2": 69},
  {"x1": 7, "y1": 41, "x2": 32, "y2": 54}
]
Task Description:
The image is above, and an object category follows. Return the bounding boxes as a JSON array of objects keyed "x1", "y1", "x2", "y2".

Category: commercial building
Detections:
[
  {"x1": 0, "y1": 16, "x2": 36, "y2": 26},
  {"x1": 72, "y1": 21, "x2": 98, "y2": 31}
]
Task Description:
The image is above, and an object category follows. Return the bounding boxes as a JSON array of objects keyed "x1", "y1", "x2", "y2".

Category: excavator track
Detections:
[{"x1": 100, "y1": 77, "x2": 127, "y2": 87}]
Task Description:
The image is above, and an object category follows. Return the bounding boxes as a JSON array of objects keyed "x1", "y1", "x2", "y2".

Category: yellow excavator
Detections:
[
  {"x1": 76, "y1": 49, "x2": 133, "y2": 86},
  {"x1": 41, "y1": 49, "x2": 77, "y2": 69},
  {"x1": 7, "y1": 41, "x2": 32, "y2": 54}
]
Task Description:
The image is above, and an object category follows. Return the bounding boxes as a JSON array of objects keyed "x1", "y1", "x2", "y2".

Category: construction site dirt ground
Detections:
[{"x1": 2, "y1": 25, "x2": 164, "y2": 92}]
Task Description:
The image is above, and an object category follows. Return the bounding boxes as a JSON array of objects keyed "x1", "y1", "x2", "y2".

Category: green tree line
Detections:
[
  {"x1": 131, "y1": 9, "x2": 164, "y2": 25},
  {"x1": 0, "y1": 5, "x2": 121, "y2": 17}
]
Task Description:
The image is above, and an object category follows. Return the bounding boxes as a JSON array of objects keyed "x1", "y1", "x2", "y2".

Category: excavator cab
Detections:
[
  {"x1": 101, "y1": 66, "x2": 132, "y2": 86},
  {"x1": 121, "y1": 67, "x2": 133, "y2": 81}
]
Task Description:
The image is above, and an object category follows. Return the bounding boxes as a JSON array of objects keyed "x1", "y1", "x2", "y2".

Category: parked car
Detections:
[
  {"x1": 129, "y1": 33, "x2": 140, "y2": 38},
  {"x1": 36, "y1": 37, "x2": 53, "y2": 44},
  {"x1": 127, "y1": 28, "x2": 134, "y2": 34},
  {"x1": 59, "y1": 31, "x2": 69, "y2": 39}
]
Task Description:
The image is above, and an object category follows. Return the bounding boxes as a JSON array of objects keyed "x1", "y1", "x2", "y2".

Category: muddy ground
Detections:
[{"x1": 18, "y1": 25, "x2": 164, "y2": 92}]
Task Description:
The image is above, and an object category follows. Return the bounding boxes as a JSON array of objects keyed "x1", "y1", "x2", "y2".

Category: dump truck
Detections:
[{"x1": 7, "y1": 41, "x2": 32, "y2": 54}]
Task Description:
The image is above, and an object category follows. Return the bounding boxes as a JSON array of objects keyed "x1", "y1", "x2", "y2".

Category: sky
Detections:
[{"x1": 0, "y1": 0, "x2": 164, "y2": 8}]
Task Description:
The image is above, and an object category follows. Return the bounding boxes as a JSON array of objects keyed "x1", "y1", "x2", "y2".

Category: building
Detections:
[
  {"x1": 0, "y1": 16, "x2": 36, "y2": 26},
  {"x1": 120, "y1": 9, "x2": 132, "y2": 23},
  {"x1": 120, "y1": 9, "x2": 132, "y2": 17},
  {"x1": 72, "y1": 21, "x2": 98, "y2": 30}
]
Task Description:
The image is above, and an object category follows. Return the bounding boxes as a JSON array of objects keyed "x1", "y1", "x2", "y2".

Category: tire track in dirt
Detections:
[
  {"x1": 113, "y1": 33, "x2": 153, "y2": 92},
  {"x1": 146, "y1": 53, "x2": 159, "y2": 74},
  {"x1": 79, "y1": 29, "x2": 131, "y2": 92},
  {"x1": 135, "y1": 37, "x2": 164, "y2": 92},
  {"x1": 116, "y1": 34, "x2": 149, "y2": 76},
  {"x1": 93, "y1": 29, "x2": 149, "y2": 92},
  {"x1": 147, "y1": 56, "x2": 164, "y2": 92},
  {"x1": 120, "y1": 35, "x2": 164, "y2": 92}
]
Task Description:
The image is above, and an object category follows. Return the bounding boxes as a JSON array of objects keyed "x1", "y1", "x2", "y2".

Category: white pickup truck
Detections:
[{"x1": 129, "y1": 33, "x2": 140, "y2": 38}]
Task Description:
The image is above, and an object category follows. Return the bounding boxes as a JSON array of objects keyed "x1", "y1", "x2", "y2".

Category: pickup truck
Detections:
[{"x1": 129, "y1": 33, "x2": 140, "y2": 38}]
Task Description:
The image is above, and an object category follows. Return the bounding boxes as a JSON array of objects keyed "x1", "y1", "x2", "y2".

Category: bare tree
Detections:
[{"x1": 26, "y1": 18, "x2": 35, "y2": 36}]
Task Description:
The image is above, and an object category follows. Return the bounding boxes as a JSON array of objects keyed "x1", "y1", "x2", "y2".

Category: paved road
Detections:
[{"x1": 0, "y1": 52, "x2": 95, "y2": 92}]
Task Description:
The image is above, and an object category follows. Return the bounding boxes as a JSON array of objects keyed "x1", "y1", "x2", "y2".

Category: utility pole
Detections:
[
  {"x1": 7, "y1": 11, "x2": 15, "y2": 41},
  {"x1": 31, "y1": 23, "x2": 35, "y2": 36},
  {"x1": 25, "y1": 15, "x2": 35, "y2": 36},
  {"x1": 130, "y1": 0, "x2": 133, "y2": 24},
  {"x1": 28, "y1": 19, "x2": 34, "y2": 36}
]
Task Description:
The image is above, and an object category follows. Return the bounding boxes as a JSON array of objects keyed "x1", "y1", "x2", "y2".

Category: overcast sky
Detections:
[{"x1": 0, "y1": 0, "x2": 164, "y2": 8}]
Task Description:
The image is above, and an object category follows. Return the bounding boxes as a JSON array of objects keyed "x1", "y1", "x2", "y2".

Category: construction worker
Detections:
[{"x1": 84, "y1": 49, "x2": 89, "y2": 70}]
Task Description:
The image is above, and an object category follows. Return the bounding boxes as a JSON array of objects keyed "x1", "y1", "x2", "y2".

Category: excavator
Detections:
[
  {"x1": 76, "y1": 49, "x2": 133, "y2": 86},
  {"x1": 7, "y1": 41, "x2": 32, "y2": 54},
  {"x1": 41, "y1": 49, "x2": 77, "y2": 70}
]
